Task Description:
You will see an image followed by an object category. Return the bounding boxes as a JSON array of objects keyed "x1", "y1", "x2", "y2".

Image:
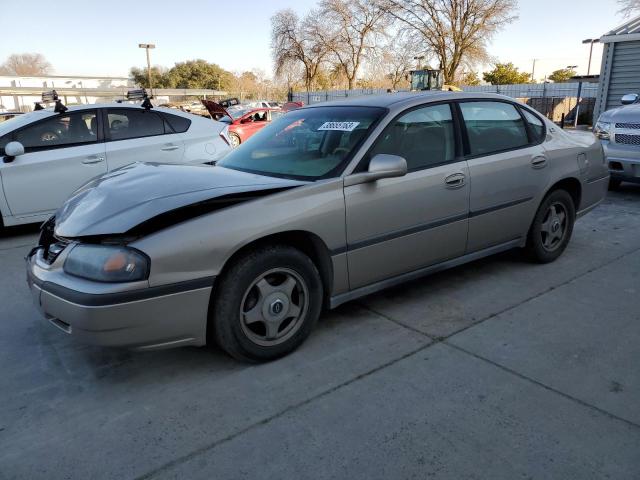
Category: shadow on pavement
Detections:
[{"x1": 0, "y1": 222, "x2": 40, "y2": 238}]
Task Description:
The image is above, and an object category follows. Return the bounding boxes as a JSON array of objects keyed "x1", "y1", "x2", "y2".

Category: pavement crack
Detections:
[
  {"x1": 357, "y1": 302, "x2": 436, "y2": 340},
  {"x1": 445, "y1": 341, "x2": 640, "y2": 431},
  {"x1": 360, "y1": 244, "x2": 640, "y2": 344},
  {"x1": 134, "y1": 341, "x2": 432, "y2": 480},
  {"x1": 445, "y1": 244, "x2": 640, "y2": 340}
]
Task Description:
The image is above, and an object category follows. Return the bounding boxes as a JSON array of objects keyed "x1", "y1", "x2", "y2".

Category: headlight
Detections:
[
  {"x1": 594, "y1": 120, "x2": 611, "y2": 140},
  {"x1": 64, "y1": 244, "x2": 149, "y2": 283}
]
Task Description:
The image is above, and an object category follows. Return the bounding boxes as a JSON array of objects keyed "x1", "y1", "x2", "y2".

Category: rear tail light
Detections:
[{"x1": 219, "y1": 126, "x2": 232, "y2": 147}]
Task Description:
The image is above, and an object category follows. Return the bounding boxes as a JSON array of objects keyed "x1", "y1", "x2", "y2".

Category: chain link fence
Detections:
[{"x1": 290, "y1": 82, "x2": 599, "y2": 124}]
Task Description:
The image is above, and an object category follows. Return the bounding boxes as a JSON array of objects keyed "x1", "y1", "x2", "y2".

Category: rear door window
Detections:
[
  {"x1": 460, "y1": 101, "x2": 529, "y2": 156},
  {"x1": 521, "y1": 108, "x2": 545, "y2": 143},
  {"x1": 162, "y1": 113, "x2": 191, "y2": 133},
  {"x1": 106, "y1": 109, "x2": 165, "y2": 141}
]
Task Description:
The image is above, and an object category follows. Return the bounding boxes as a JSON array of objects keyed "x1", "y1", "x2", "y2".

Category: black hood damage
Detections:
[
  {"x1": 125, "y1": 187, "x2": 294, "y2": 237},
  {"x1": 53, "y1": 162, "x2": 306, "y2": 239}
]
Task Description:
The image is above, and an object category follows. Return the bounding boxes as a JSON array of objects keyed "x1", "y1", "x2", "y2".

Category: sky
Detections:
[{"x1": 0, "y1": 0, "x2": 630, "y2": 81}]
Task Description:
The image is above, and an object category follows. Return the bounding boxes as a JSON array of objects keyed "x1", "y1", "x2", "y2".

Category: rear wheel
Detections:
[
  {"x1": 608, "y1": 178, "x2": 622, "y2": 191},
  {"x1": 230, "y1": 132, "x2": 241, "y2": 148},
  {"x1": 210, "y1": 245, "x2": 323, "y2": 362},
  {"x1": 524, "y1": 189, "x2": 575, "y2": 263}
]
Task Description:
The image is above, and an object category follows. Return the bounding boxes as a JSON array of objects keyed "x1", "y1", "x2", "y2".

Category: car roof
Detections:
[
  {"x1": 302, "y1": 91, "x2": 522, "y2": 110},
  {"x1": 0, "y1": 103, "x2": 202, "y2": 135}
]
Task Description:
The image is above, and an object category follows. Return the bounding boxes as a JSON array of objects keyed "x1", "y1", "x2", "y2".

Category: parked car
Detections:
[
  {"x1": 202, "y1": 100, "x2": 285, "y2": 147},
  {"x1": 159, "y1": 101, "x2": 207, "y2": 115},
  {"x1": 247, "y1": 100, "x2": 281, "y2": 109},
  {"x1": 281, "y1": 101, "x2": 304, "y2": 112},
  {"x1": 27, "y1": 92, "x2": 608, "y2": 362},
  {"x1": 0, "y1": 102, "x2": 232, "y2": 227},
  {"x1": 594, "y1": 93, "x2": 640, "y2": 189}
]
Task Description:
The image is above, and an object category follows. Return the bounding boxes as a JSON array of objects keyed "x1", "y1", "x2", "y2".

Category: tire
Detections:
[
  {"x1": 230, "y1": 132, "x2": 241, "y2": 148},
  {"x1": 524, "y1": 189, "x2": 576, "y2": 264},
  {"x1": 210, "y1": 244, "x2": 323, "y2": 362},
  {"x1": 608, "y1": 178, "x2": 622, "y2": 191}
]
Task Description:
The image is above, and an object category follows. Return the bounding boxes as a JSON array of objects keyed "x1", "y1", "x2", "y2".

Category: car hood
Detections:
[
  {"x1": 201, "y1": 99, "x2": 232, "y2": 121},
  {"x1": 599, "y1": 103, "x2": 640, "y2": 123},
  {"x1": 54, "y1": 162, "x2": 306, "y2": 238}
]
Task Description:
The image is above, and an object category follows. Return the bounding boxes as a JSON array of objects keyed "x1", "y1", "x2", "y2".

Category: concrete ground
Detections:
[{"x1": 1, "y1": 186, "x2": 639, "y2": 480}]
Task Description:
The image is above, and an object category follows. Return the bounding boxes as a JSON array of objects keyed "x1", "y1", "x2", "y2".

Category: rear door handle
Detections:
[
  {"x1": 444, "y1": 172, "x2": 466, "y2": 189},
  {"x1": 82, "y1": 156, "x2": 105, "y2": 165},
  {"x1": 161, "y1": 144, "x2": 179, "y2": 151},
  {"x1": 531, "y1": 155, "x2": 547, "y2": 169}
]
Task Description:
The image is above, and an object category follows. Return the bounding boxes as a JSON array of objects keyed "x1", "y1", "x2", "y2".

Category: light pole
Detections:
[
  {"x1": 582, "y1": 38, "x2": 600, "y2": 75},
  {"x1": 531, "y1": 58, "x2": 538, "y2": 82},
  {"x1": 138, "y1": 43, "x2": 156, "y2": 96},
  {"x1": 413, "y1": 55, "x2": 425, "y2": 70}
]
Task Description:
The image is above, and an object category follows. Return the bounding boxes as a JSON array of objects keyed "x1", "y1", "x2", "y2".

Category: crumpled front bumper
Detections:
[{"x1": 26, "y1": 248, "x2": 213, "y2": 350}]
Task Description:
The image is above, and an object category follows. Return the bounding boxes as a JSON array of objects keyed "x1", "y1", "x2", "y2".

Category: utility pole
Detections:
[
  {"x1": 566, "y1": 65, "x2": 580, "y2": 127},
  {"x1": 138, "y1": 43, "x2": 156, "y2": 96},
  {"x1": 582, "y1": 38, "x2": 600, "y2": 75}
]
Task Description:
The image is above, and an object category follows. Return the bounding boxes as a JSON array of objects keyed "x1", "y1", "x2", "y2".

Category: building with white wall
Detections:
[{"x1": 0, "y1": 75, "x2": 132, "y2": 112}]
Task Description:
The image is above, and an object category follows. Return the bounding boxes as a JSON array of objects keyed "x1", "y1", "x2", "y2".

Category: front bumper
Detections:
[
  {"x1": 26, "y1": 248, "x2": 213, "y2": 350},
  {"x1": 603, "y1": 142, "x2": 640, "y2": 183}
]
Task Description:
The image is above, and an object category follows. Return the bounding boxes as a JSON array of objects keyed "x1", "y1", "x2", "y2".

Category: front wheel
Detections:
[
  {"x1": 229, "y1": 132, "x2": 241, "y2": 148},
  {"x1": 210, "y1": 245, "x2": 323, "y2": 362},
  {"x1": 524, "y1": 189, "x2": 575, "y2": 263}
]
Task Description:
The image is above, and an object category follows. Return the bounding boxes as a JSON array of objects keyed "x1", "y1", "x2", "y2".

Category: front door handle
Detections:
[
  {"x1": 531, "y1": 155, "x2": 547, "y2": 169},
  {"x1": 444, "y1": 172, "x2": 466, "y2": 189},
  {"x1": 161, "y1": 144, "x2": 179, "y2": 151},
  {"x1": 82, "y1": 156, "x2": 105, "y2": 165}
]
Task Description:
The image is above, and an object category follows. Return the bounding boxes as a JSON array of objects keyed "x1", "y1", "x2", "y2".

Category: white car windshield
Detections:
[{"x1": 218, "y1": 106, "x2": 386, "y2": 180}]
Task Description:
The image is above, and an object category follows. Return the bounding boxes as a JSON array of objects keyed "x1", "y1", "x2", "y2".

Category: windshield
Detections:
[{"x1": 218, "y1": 106, "x2": 386, "y2": 180}]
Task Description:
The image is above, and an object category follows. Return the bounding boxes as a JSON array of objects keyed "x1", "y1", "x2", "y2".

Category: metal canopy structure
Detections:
[{"x1": 594, "y1": 14, "x2": 640, "y2": 120}]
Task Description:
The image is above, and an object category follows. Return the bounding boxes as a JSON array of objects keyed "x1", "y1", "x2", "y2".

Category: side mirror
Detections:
[
  {"x1": 621, "y1": 93, "x2": 639, "y2": 105},
  {"x1": 3, "y1": 141, "x2": 24, "y2": 163},
  {"x1": 344, "y1": 154, "x2": 408, "y2": 187}
]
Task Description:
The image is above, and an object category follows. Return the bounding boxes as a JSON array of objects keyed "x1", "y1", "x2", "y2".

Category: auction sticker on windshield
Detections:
[{"x1": 318, "y1": 121, "x2": 360, "y2": 131}]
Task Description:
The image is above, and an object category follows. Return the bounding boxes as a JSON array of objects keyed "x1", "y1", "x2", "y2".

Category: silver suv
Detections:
[
  {"x1": 26, "y1": 92, "x2": 608, "y2": 362},
  {"x1": 594, "y1": 93, "x2": 640, "y2": 189}
]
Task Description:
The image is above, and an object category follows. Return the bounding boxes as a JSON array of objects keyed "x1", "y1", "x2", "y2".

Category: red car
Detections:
[{"x1": 202, "y1": 100, "x2": 285, "y2": 147}]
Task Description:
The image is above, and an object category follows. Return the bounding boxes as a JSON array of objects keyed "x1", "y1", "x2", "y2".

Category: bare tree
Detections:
[
  {"x1": 380, "y1": 0, "x2": 517, "y2": 83},
  {"x1": 271, "y1": 9, "x2": 329, "y2": 92},
  {"x1": 618, "y1": 0, "x2": 640, "y2": 16},
  {"x1": 380, "y1": 32, "x2": 423, "y2": 89},
  {"x1": 0, "y1": 53, "x2": 51, "y2": 75},
  {"x1": 274, "y1": 58, "x2": 304, "y2": 91},
  {"x1": 315, "y1": 0, "x2": 388, "y2": 90}
]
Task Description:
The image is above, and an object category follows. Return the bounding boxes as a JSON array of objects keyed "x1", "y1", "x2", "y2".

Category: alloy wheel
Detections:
[
  {"x1": 540, "y1": 202, "x2": 568, "y2": 251},
  {"x1": 239, "y1": 268, "x2": 309, "y2": 347}
]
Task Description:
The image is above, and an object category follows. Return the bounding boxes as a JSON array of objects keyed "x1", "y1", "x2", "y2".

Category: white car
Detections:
[
  {"x1": 247, "y1": 100, "x2": 281, "y2": 109},
  {"x1": 0, "y1": 103, "x2": 232, "y2": 227}
]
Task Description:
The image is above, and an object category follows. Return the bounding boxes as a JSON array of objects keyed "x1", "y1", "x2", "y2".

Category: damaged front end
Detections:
[
  {"x1": 30, "y1": 163, "x2": 305, "y2": 274},
  {"x1": 52, "y1": 162, "x2": 306, "y2": 239}
]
